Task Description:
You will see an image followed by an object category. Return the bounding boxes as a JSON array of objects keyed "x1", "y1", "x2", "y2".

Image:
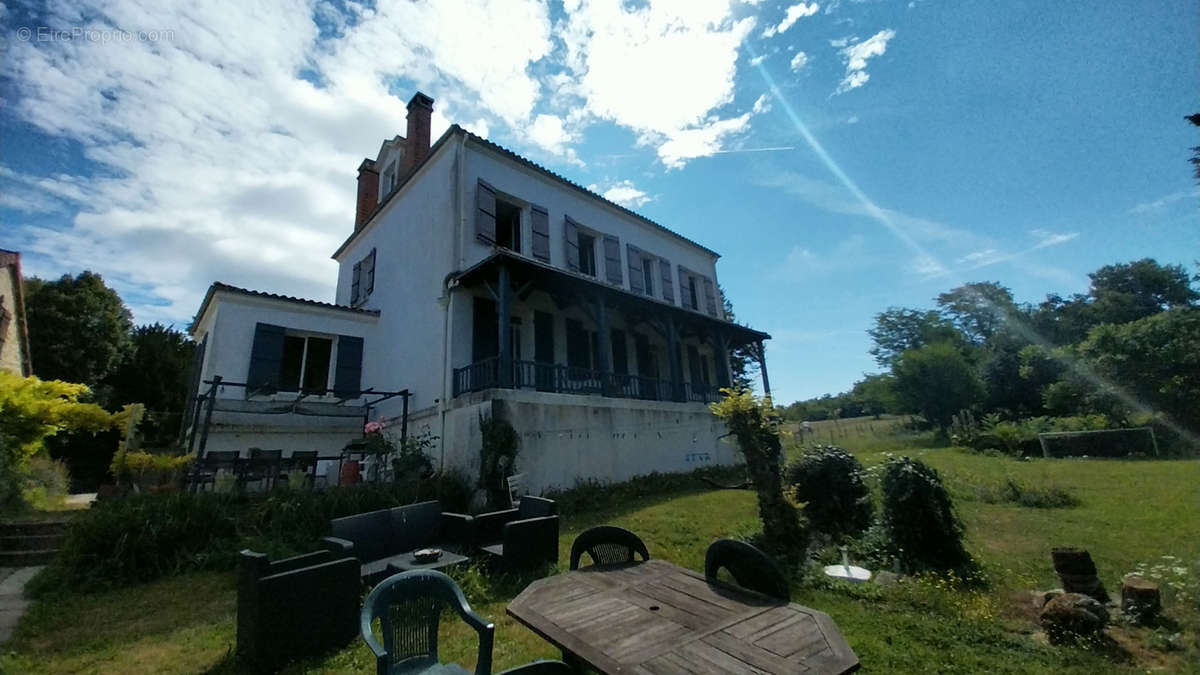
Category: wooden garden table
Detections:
[{"x1": 507, "y1": 559, "x2": 859, "y2": 674}]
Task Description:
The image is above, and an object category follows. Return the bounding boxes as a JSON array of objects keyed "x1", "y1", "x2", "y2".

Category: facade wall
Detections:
[
  {"x1": 461, "y1": 141, "x2": 724, "y2": 319},
  {"x1": 0, "y1": 268, "x2": 27, "y2": 376},
  {"x1": 440, "y1": 390, "x2": 736, "y2": 494},
  {"x1": 333, "y1": 142, "x2": 458, "y2": 415}
]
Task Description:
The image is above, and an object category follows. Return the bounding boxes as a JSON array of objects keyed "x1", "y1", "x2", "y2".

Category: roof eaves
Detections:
[{"x1": 188, "y1": 282, "x2": 380, "y2": 335}]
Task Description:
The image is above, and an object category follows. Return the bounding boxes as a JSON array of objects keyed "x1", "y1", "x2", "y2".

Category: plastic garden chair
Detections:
[
  {"x1": 361, "y1": 570, "x2": 493, "y2": 675},
  {"x1": 704, "y1": 539, "x2": 790, "y2": 601},
  {"x1": 361, "y1": 570, "x2": 572, "y2": 675},
  {"x1": 569, "y1": 526, "x2": 650, "y2": 570}
]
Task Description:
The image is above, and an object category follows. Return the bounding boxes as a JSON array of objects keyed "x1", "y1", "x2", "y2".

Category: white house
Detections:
[{"x1": 185, "y1": 93, "x2": 772, "y2": 492}]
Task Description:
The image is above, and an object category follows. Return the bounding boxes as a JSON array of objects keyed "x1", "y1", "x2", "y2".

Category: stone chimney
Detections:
[
  {"x1": 403, "y1": 92, "x2": 434, "y2": 174},
  {"x1": 355, "y1": 158, "x2": 379, "y2": 231}
]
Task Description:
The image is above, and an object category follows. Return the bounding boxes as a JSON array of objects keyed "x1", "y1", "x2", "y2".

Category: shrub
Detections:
[
  {"x1": 974, "y1": 478, "x2": 1080, "y2": 508},
  {"x1": 784, "y1": 445, "x2": 872, "y2": 542},
  {"x1": 879, "y1": 456, "x2": 973, "y2": 574},
  {"x1": 21, "y1": 456, "x2": 71, "y2": 510},
  {"x1": 31, "y1": 474, "x2": 474, "y2": 595},
  {"x1": 478, "y1": 413, "x2": 520, "y2": 509}
]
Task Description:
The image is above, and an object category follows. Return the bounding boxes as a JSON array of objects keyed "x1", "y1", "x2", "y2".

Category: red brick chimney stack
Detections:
[
  {"x1": 404, "y1": 92, "x2": 434, "y2": 174},
  {"x1": 354, "y1": 158, "x2": 379, "y2": 231}
]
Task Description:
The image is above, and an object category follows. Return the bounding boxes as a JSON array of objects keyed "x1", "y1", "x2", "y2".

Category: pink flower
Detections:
[{"x1": 364, "y1": 421, "x2": 383, "y2": 434}]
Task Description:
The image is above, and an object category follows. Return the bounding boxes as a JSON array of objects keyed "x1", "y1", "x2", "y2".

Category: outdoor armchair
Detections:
[
  {"x1": 323, "y1": 500, "x2": 475, "y2": 582},
  {"x1": 704, "y1": 538, "x2": 790, "y2": 601},
  {"x1": 236, "y1": 548, "x2": 360, "y2": 672},
  {"x1": 569, "y1": 525, "x2": 650, "y2": 570},
  {"x1": 361, "y1": 570, "x2": 493, "y2": 675},
  {"x1": 474, "y1": 496, "x2": 559, "y2": 571}
]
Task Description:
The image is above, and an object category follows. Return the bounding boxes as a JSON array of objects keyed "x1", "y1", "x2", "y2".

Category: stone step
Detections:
[
  {"x1": 0, "y1": 521, "x2": 69, "y2": 537},
  {"x1": 0, "y1": 550, "x2": 59, "y2": 567},
  {"x1": 0, "y1": 534, "x2": 64, "y2": 552}
]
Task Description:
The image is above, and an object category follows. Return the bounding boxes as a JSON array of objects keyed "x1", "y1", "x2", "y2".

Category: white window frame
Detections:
[{"x1": 276, "y1": 330, "x2": 339, "y2": 397}]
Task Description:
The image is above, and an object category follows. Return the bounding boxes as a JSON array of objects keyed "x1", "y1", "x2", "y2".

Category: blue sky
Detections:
[{"x1": 2, "y1": 0, "x2": 1197, "y2": 404}]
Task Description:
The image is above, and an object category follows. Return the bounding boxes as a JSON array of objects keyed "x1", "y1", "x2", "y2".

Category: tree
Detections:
[
  {"x1": 891, "y1": 342, "x2": 984, "y2": 428},
  {"x1": 1188, "y1": 113, "x2": 1200, "y2": 182},
  {"x1": 24, "y1": 272, "x2": 133, "y2": 396},
  {"x1": 721, "y1": 287, "x2": 758, "y2": 390},
  {"x1": 1087, "y1": 259, "x2": 1197, "y2": 326},
  {"x1": 850, "y1": 373, "x2": 897, "y2": 417},
  {"x1": 107, "y1": 323, "x2": 196, "y2": 413},
  {"x1": 1077, "y1": 307, "x2": 1200, "y2": 432},
  {"x1": 1031, "y1": 293, "x2": 1095, "y2": 347},
  {"x1": 867, "y1": 307, "x2": 966, "y2": 368},
  {"x1": 0, "y1": 373, "x2": 118, "y2": 509},
  {"x1": 710, "y1": 389, "x2": 808, "y2": 557},
  {"x1": 936, "y1": 282, "x2": 1018, "y2": 345}
]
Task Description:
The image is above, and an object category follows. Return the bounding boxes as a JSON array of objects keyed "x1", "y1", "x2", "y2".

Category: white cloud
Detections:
[
  {"x1": 588, "y1": 179, "x2": 653, "y2": 208},
  {"x1": 846, "y1": 115, "x2": 859, "y2": 124},
  {"x1": 656, "y1": 113, "x2": 753, "y2": 169},
  {"x1": 1128, "y1": 188, "x2": 1200, "y2": 214},
  {"x1": 752, "y1": 94, "x2": 772, "y2": 114},
  {"x1": 528, "y1": 114, "x2": 571, "y2": 155},
  {"x1": 556, "y1": 0, "x2": 756, "y2": 167},
  {"x1": 1030, "y1": 229, "x2": 1079, "y2": 249},
  {"x1": 829, "y1": 36, "x2": 853, "y2": 48},
  {"x1": 0, "y1": 0, "x2": 557, "y2": 325},
  {"x1": 790, "y1": 51, "x2": 810, "y2": 72},
  {"x1": 761, "y1": 3, "x2": 820, "y2": 39},
  {"x1": 835, "y1": 28, "x2": 895, "y2": 94},
  {"x1": 749, "y1": 54, "x2": 767, "y2": 66}
]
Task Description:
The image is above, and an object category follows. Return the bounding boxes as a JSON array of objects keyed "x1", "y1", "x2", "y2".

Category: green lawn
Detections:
[{"x1": 3, "y1": 443, "x2": 1197, "y2": 674}]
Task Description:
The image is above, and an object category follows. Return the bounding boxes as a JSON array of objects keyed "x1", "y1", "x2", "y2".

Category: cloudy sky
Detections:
[{"x1": 2, "y1": 0, "x2": 1197, "y2": 403}]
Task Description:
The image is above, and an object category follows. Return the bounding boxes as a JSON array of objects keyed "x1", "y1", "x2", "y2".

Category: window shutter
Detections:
[
  {"x1": 476, "y1": 179, "x2": 497, "y2": 243},
  {"x1": 563, "y1": 216, "x2": 580, "y2": 272},
  {"x1": 351, "y1": 261, "x2": 361, "y2": 304},
  {"x1": 659, "y1": 258, "x2": 674, "y2": 303},
  {"x1": 678, "y1": 265, "x2": 694, "y2": 309},
  {"x1": 246, "y1": 323, "x2": 286, "y2": 395},
  {"x1": 603, "y1": 234, "x2": 622, "y2": 285},
  {"x1": 333, "y1": 335, "x2": 364, "y2": 398},
  {"x1": 531, "y1": 205, "x2": 551, "y2": 262},
  {"x1": 366, "y1": 249, "x2": 376, "y2": 294},
  {"x1": 702, "y1": 276, "x2": 717, "y2": 316},
  {"x1": 627, "y1": 244, "x2": 644, "y2": 294}
]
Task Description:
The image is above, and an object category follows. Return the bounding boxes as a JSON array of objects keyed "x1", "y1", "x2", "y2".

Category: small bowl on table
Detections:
[{"x1": 412, "y1": 548, "x2": 443, "y2": 564}]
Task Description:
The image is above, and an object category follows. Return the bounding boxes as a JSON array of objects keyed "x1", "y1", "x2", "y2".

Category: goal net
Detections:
[{"x1": 1037, "y1": 427, "x2": 1158, "y2": 458}]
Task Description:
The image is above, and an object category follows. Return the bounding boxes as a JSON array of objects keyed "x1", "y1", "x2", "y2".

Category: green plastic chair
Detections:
[
  {"x1": 361, "y1": 570, "x2": 493, "y2": 675},
  {"x1": 569, "y1": 526, "x2": 650, "y2": 570},
  {"x1": 704, "y1": 538, "x2": 790, "y2": 601},
  {"x1": 361, "y1": 570, "x2": 572, "y2": 675}
]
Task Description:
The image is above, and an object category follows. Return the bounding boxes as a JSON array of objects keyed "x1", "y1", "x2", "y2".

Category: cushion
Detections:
[{"x1": 518, "y1": 496, "x2": 556, "y2": 519}]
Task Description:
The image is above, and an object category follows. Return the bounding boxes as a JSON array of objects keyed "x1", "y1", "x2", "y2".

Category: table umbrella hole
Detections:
[{"x1": 649, "y1": 605, "x2": 660, "y2": 611}]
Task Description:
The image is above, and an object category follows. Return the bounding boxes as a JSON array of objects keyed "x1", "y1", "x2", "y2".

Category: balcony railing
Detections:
[{"x1": 452, "y1": 359, "x2": 722, "y2": 403}]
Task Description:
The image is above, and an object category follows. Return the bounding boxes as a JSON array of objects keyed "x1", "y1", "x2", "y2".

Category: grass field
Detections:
[{"x1": 3, "y1": 436, "x2": 1197, "y2": 674}]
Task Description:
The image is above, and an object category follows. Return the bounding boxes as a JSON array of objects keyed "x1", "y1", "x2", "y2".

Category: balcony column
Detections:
[
  {"x1": 666, "y1": 316, "x2": 684, "y2": 402},
  {"x1": 497, "y1": 263, "x2": 512, "y2": 388},
  {"x1": 756, "y1": 340, "x2": 772, "y2": 400},
  {"x1": 713, "y1": 330, "x2": 731, "y2": 389},
  {"x1": 594, "y1": 293, "x2": 612, "y2": 395}
]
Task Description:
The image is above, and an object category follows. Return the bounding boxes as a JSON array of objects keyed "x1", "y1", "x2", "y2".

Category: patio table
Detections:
[{"x1": 507, "y1": 559, "x2": 859, "y2": 674}]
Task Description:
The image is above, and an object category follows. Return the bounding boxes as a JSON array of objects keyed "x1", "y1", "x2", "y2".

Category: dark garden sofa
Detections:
[
  {"x1": 322, "y1": 500, "x2": 475, "y2": 582},
  {"x1": 474, "y1": 495, "x2": 560, "y2": 570},
  {"x1": 236, "y1": 549, "x2": 360, "y2": 672}
]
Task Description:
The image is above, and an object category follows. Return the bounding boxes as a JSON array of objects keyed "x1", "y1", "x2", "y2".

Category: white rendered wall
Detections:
[
  {"x1": 332, "y1": 143, "x2": 458, "y2": 417},
  {"x1": 440, "y1": 390, "x2": 736, "y2": 494},
  {"x1": 461, "y1": 140, "x2": 725, "y2": 320}
]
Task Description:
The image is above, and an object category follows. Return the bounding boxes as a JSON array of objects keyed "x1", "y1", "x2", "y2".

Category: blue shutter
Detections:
[
  {"x1": 627, "y1": 244, "x2": 644, "y2": 294},
  {"x1": 477, "y1": 180, "x2": 497, "y2": 242},
  {"x1": 351, "y1": 261, "x2": 361, "y2": 304},
  {"x1": 660, "y1": 258, "x2": 674, "y2": 304},
  {"x1": 333, "y1": 336, "x2": 364, "y2": 398},
  {"x1": 564, "y1": 216, "x2": 580, "y2": 272},
  {"x1": 603, "y1": 234, "x2": 622, "y2": 285},
  {"x1": 366, "y1": 249, "x2": 376, "y2": 294},
  {"x1": 246, "y1": 323, "x2": 286, "y2": 395},
  {"x1": 531, "y1": 205, "x2": 550, "y2": 262}
]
